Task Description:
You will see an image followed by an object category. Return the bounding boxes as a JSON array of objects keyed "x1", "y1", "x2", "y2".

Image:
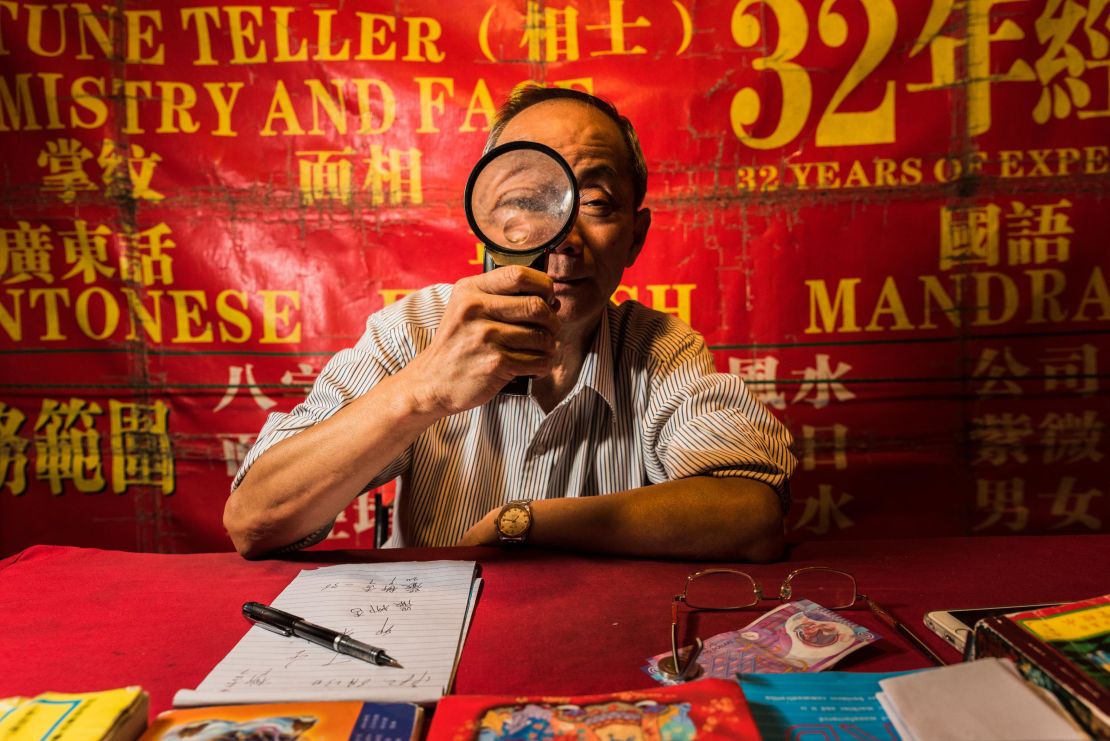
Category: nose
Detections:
[{"x1": 549, "y1": 219, "x2": 585, "y2": 256}]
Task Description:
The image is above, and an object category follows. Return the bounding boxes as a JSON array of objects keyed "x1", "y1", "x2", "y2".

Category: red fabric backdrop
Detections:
[{"x1": 1, "y1": 0, "x2": 1107, "y2": 554}]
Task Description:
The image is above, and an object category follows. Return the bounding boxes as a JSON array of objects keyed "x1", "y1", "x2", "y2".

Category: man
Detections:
[{"x1": 224, "y1": 87, "x2": 795, "y2": 561}]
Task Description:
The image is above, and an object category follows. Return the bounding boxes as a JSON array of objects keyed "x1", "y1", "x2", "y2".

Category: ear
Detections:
[{"x1": 627, "y1": 207, "x2": 651, "y2": 267}]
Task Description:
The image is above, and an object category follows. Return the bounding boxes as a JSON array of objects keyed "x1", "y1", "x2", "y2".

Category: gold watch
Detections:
[{"x1": 495, "y1": 500, "x2": 533, "y2": 544}]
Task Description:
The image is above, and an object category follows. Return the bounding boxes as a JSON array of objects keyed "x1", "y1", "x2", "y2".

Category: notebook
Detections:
[{"x1": 173, "y1": 560, "x2": 480, "y2": 707}]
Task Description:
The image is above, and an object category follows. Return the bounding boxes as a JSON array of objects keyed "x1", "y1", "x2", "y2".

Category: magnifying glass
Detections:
[
  {"x1": 464, "y1": 141, "x2": 578, "y2": 272},
  {"x1": 463, "y1": 141, "x2": 578, "y2": 395}
]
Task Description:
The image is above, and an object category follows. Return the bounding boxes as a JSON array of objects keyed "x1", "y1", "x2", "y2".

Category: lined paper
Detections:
[{"x1": 173, "y1": 560, "x2": 479, "y2": 707}]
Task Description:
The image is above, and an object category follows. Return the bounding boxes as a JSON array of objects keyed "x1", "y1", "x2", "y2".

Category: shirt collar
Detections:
[{"x1": 564, "y1": 305, "x2": 617, "y2": 417}]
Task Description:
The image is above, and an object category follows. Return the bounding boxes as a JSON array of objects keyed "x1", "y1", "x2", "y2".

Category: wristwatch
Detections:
[{"x1": 495, "y1": 500, "x2": 533, "y2": 544}]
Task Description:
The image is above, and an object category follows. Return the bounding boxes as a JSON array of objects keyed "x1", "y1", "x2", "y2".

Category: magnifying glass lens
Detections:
[{"x1": 466, "y1": 144, "x2": 577, "y2": 264}]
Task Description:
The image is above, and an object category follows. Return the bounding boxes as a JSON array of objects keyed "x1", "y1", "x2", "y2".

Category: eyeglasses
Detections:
[
  {"x1": 661, "y1": 567, "x2": 858, "y2": 680},
  {"x1": 660, "y1": 567, "x2": 944, "y2": 680}
]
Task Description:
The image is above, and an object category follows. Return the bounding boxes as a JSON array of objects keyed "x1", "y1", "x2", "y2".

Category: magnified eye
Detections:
[
  {"x1": 492, "y1": 189, "x2": 562, "y2": 249},
  {"x1": 497, "y1": 188, "x2": 557, "y2": 214}
]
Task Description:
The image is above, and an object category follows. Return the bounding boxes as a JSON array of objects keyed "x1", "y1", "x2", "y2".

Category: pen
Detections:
[
  {"x1": 242, "y1": 601, "x2": 403, "y2": 668},
  {"x1": 864, "y1": 596, "x2": 947, "y2": 667}
]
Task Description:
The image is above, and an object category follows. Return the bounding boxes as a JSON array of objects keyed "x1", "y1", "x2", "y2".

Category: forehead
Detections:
[{"x1": 497, "y1": 99, "x2": 629, "y2": 172}]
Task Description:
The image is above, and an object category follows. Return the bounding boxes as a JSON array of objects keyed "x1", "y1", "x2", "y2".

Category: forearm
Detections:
[
  {"x1": 464, "y1": 477, "x2": 786, "y2": 561},
  {"x1": 226, "y1": 269, "x2": 563, "y2": 558},
  {"x1": 224, "y1": 372, "x2": 440, "y2": 558}
]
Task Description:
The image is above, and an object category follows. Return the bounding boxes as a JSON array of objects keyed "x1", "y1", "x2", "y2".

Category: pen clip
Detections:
[
  {"x1": 250, "y1": 619, "x2": 293, "y2": 637},
  {"x1": 243, "y1": 601, "x2": 294, "y2": 636}
]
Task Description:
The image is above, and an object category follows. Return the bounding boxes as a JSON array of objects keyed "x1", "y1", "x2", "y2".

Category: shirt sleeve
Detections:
[
  {"x1": 641, "y1": 327, "x2": 797, "y2": 512},
  {"x1": 230, "y1": 297, "x2": 432, "y2": 495}
]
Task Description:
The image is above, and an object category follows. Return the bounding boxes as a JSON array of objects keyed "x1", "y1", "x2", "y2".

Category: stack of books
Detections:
[
  {"x1": 968, "y1": 593, "x2": 1110, "y2": 738},
  {"x1": 733, "y1": 593, "x2": 1110, "y2": 740},
  {"x1": 143, "y1": 700, "x2": 423, "y2": 740},
  {"x1": 0, "y1": 687, "x2": 149, "y2": 741}
]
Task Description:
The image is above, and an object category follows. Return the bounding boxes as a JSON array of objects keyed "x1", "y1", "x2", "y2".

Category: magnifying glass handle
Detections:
[
  {"x1": 482, "y1": 252, "x2": 549, "y2": 273},
  {"x1": 482, "y1": 252, "x2": 548, "y2": 396},
  {"x1": 501, "y1": 377, "x2": 533, "y2": 395}
]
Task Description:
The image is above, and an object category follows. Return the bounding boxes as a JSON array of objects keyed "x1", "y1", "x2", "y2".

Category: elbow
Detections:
[
  {"x1": 223, "y1": 480, "x2": 330, "y2": 560},
  {"x1": 741, "y1": 520, "x2": 785, "y2": 563},
  {"x1": 725, "y1": 481, "x2": 786, "y2": 563},
  {"x1": 223, "y1": 491, "x2": 272, "y2": 560}
]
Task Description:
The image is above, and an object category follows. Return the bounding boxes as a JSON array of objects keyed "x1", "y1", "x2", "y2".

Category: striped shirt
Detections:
[{"x1": 234, "y1": 284, "x2": 796, "y2": 548}]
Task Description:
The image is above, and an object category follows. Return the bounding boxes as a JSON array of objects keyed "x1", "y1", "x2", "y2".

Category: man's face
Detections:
[{"x1": 496, "y1": 99, "x2": 651, "y2": 338}]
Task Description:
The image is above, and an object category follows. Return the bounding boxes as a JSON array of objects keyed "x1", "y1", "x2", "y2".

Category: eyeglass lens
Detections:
[
  {"x1": 683, "y1": 570, "x2": 759, "y2": 610},
  {"x1": 782, "y1": 568, "x2": 857, "y2": 609},
  {"x1": 683, "y1": 568, "x2": 857, "y2": 611}
]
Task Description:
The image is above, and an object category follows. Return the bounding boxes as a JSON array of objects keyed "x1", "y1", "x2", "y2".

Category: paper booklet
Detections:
[
  {"x1": 876, "y1": 658, "x2": 1088, "y2": 741},
  {"x1": 173, "y1": 560, "x2": 480, "y2": 707}
]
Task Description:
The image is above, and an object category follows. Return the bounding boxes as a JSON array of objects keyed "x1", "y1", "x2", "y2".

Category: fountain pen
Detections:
[{"x1": 243, "y1": 601, "x2": 403, "y2": 668}]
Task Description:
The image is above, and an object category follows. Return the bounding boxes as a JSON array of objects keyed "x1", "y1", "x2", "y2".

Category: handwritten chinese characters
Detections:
[{"x1": 175, "y1": 560, "x2": 479, "y2": 706}]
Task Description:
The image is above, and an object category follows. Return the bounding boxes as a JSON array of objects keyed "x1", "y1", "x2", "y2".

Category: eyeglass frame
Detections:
[
  {"x1": 666, "y1": 567, "x2": 858, "y2": 679},
  {"x1": 664, "y1": 566, "x2": 944, "y2": 679}
]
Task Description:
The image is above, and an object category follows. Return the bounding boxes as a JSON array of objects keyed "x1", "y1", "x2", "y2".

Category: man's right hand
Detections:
[
  {"x1": 400, "y1": 266, "x2": 560, "y2": 416},
  {"x1": 225, "y1": 268, "x2": 559, "y2": 558}
]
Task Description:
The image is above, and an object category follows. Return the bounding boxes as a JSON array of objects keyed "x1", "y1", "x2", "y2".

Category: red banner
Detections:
[{"x1": 1, "y1": 0, "x2": 1107, "y2": 554}]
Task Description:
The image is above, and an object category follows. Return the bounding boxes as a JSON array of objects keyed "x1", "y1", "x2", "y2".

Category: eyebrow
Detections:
[
  {"x1": 575, "y1": 163, "x2": 622, "y2": 186},
  {"x1": 477, "y1": 163, "x2": 537, "y2": 212}
]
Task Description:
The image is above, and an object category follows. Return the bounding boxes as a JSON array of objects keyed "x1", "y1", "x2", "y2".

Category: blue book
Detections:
[{"x1": 738, "y1": 671, "x2": 918, "y2": 741}]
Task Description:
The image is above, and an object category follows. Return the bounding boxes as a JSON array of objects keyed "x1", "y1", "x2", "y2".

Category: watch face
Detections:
[{"x1": 498, "y1": 505, "x2": 531, "y2": 537}]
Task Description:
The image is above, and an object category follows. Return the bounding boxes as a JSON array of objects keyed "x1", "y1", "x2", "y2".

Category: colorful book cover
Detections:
[
  {"x1": 140, "y1": 699, "x2": 423, "y2": 741},
  {"x1": 738, "y1": 670, "x2": 915, "y2": 741},
  {"x1": 971, "y1": 612, "x2": 1110, "y2": 738},
  {"x1": 1009, "y1": 593, "x2": 1110, "y2": 692},
  {"x1": 0, "y1": 686, "x2": 149, "y2": 741},
  {"x1": 425, "y1": 678, "x2": 759, "y2": 740}
]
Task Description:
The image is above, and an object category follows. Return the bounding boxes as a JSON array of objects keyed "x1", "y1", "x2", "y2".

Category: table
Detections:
[{"x1": 1, "y1": 535, "x2": 1105, "y2": 719}]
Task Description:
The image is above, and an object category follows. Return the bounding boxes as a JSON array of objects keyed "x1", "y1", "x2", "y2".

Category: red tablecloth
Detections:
[{"x1": 1, "y1": 535, "x2": 1105, "y2": 718}]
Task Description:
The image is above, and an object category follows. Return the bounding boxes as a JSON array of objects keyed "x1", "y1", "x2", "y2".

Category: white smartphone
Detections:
[{"x1": 923, "y1": 603, "x2": 1064, "y2": 652}]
